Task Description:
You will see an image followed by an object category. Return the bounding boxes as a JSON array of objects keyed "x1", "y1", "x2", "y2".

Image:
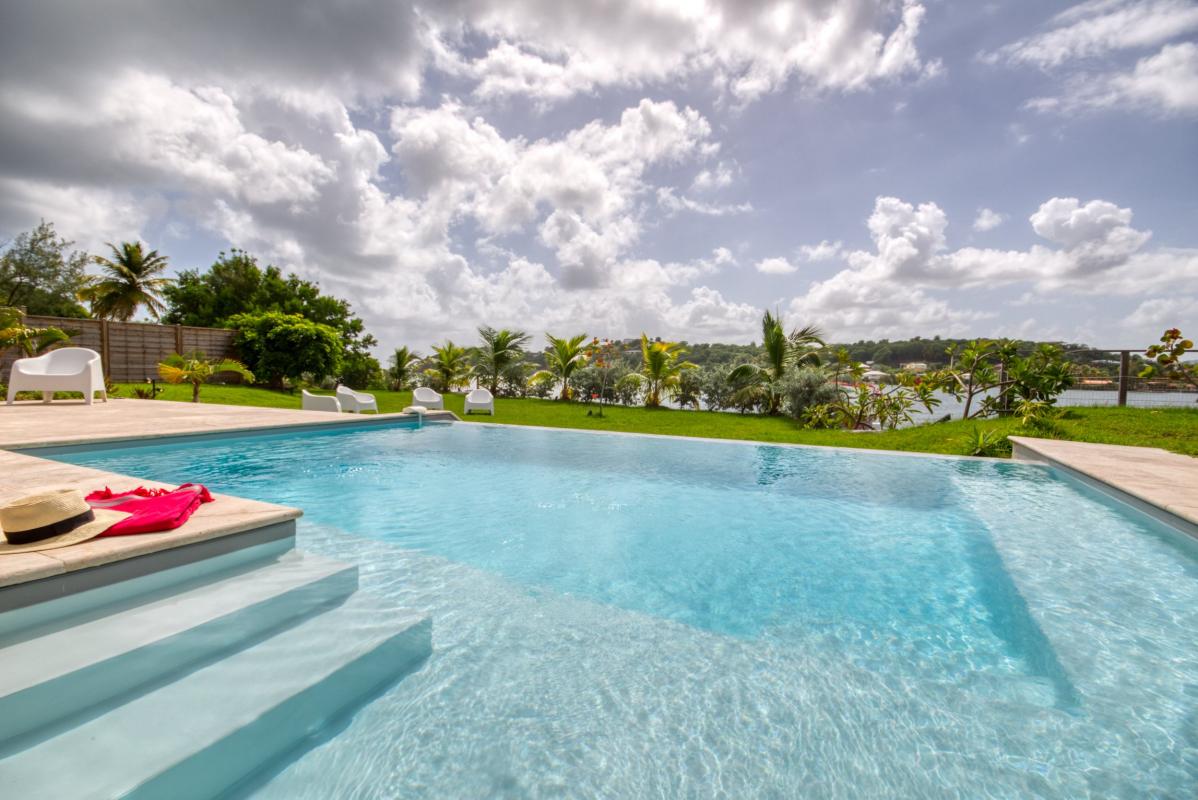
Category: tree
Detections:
[
  {"x1": 727, "y1": 310, "x2": 823, "y2": 414},
  {"x1": 157, "y1": 351, "x2": 254, "y2": 403},
  {"x1": 81, "y1": 241, "x2": 172, "y2": 320},
  {"x1": 0, "y1": 306, "x2": 71, "y2": 358},
  {"x1": 430, "y1": 341, "x2": 473, "y2": 391},
  {"x1": 926, "y1": 340, "x2": 1073, "y2": 420},
  {"x1": 1140, "y1": 328, "x2": 1197, "y2": 397},
  {"x1": 532, "y1": 333, "x2": 588, "y2": 400},
  {"x1": 0, "y1": 221, "x2": 91, "y2": 317},
  {"x1": 162, "y1": 249, "x2": 378, "y2": 381},
  {"x1": 228, "y1": 311, "x2": 342, "y2": 389},
  {"x1": 387, "y1": 346, "x2": 421, "y2": 391},
  {"x1": 640, "y1": 334, "x2": 697, "y2": 407},
  {"x1": 475, "y1": 326, "x2": 530, "y2": 395}
]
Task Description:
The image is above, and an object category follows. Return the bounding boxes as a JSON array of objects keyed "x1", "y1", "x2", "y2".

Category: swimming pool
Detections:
[{"x1": 49, "y1": 422, "x2": 1198, "y2": 797}]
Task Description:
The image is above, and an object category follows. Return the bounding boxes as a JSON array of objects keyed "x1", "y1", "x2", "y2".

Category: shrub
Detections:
[
  {"x1": 779, "y1": 368, "x2": 838, "y2": 420},
  {"x1": 965, "y1": 427, "x2": 1011, "y2": 457},
  {"x1": 228, "y1": 311, "x2": 342, "y2": 389},
  {"x1": 613, "y1": 372, "x2": 644, "y2": 405},
  {"x1": 699, "y1": 366, "x2": 735, "y2": 411}
]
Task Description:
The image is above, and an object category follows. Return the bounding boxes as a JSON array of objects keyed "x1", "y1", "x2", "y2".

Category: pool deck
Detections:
[
  {"x1": 1010, "y1": 436, "x2": 1198, "y2": 530},
  {"x1": 0, "y1": 400, "x2": 449, "y2": 590}
]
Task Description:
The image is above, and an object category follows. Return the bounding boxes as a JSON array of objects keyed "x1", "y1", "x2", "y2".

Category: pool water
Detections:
[{"x1": 52, "y1": 423, "x2": 1198, "y2": 797}]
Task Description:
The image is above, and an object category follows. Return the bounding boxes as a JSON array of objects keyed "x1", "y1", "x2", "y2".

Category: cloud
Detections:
[
  {"x1": 784, "y1": 194, "x2": 1198, "y2": 340},
  {"x1": 691, "y1": 162, "x2": 737, "y2": 192},
  {"x1": 797, "y1": 240, "x2": 844, "y2": 261},
  {"x1": 756, "y1": 256, "x2": 798, "y2": 275},
  {"x1": 1028, "y1": 41, "x2": 1198, "y2": 116},
  {"x1": 437, "y1": 0, "x2": 937, "y2": 105},
  {"x1": 984, "y1": 0, "x2": 1198, "y2": 68},
  {"x1": 972, "y1": 208, "x2": 1006, "y2": 232},
  {"x1": 657, "y1": 188, "x2": 753, "y2": 217}
]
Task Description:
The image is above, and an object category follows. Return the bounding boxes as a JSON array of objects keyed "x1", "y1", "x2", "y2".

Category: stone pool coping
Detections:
[
  {"x1": 0, "y1": 400, "x2": 447, "y2": 589},
  {"x1": 1009, "y1": 436, "x2": 1198, "y2": 532}
]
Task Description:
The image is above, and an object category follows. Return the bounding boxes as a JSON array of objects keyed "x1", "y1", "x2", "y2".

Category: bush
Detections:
[
  {"x1": 228, "y1": 311, "x2": 342, "y2": 389},
  {"x1": 779, "y1": 368, "x2": 837, "y2": 420},
  {"x1": 698, "y1": 366, "x2": 735, "y2": 411},
  {"x1": 340, "y1": 351, "x2": 383, "y2": 389}
]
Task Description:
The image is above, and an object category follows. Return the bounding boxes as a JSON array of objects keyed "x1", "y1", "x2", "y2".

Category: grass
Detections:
[{"x1": 115, "y1": 383, "x2": 1198, "y2": 458}]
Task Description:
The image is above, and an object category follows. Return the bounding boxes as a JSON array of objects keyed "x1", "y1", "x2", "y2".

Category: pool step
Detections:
[
  {"x1": 0, "y1": 593, "x2": 431, "y2": 800},
  {"x1": 0, "y1": 551, "x2": 358, "y2": 752}
]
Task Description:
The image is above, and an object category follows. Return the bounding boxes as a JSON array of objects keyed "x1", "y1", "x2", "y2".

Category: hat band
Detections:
[{"x1": 4, "y1": 509, "x2": 96, "y2": 546}]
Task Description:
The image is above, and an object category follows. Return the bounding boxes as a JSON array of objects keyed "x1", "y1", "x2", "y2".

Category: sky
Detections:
[{"x1": 0, "y1": 0, "x2": 1195, "y2": 351}]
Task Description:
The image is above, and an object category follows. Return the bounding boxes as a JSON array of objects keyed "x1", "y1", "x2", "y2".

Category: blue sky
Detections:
[{"x1": 1, "y1": 0, "x2": 1195, "y2": 349}]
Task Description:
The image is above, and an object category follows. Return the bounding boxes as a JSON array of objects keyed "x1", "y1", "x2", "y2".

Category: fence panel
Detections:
[{"x1": 1, "y1": 315, "x2": 238, "y2": 385}]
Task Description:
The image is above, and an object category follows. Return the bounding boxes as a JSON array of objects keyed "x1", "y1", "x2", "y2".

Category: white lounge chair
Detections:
[
  {"x1": 6, "y1": 348, "x2": 106, "y2": 405},
  {"x1": 335, "y1": 385, "x2": 378, "y2": 414},
  {"x1": 412, "y1": 386, "x2": 443, "y2": 410},
  {"x1": 463, "y1": 388, "x2": 495, "y2": 415},
  {"x1": 301, "y1": 389, "x2": 340, "y2": 413}
]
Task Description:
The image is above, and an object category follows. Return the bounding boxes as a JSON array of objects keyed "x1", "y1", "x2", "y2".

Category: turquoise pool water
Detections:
[{"x1": 50, "y1": 423, "x2": 1198, "y2": 797}]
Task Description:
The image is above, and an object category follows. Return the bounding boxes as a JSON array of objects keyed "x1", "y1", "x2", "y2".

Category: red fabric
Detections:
[{"x1": 85, "y1": 484, "x2": 214, "y2": 536}]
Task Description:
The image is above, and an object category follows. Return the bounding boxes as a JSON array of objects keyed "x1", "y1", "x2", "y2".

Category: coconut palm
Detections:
[
  {"x1": 727, "y1": 310, "x2": 824, "y2": 414},
  {"x1": 0, "y1": 306, "x2": 71, "y2": 358},
  {"x1": 640, "y1": 334, "x2": 697, "y2": 408},
  {"x1": 157, "y1": 351, "x2": 254, "y2": 403},
  {"x1": 387, "y1": 346, "x2": 421, "y2": 391},
  {"x1": 531, "y1": 332, "x2": 588, "y2": 400},
  {"x1": 82, "y1": 241, "x2": 172, "y2": 321},
  {"x1": 475, "y1": 326, "x2": 530, "y2": 395},
  {"x1": 430, "y1": 341, "x2": 473, "y2": 391}
]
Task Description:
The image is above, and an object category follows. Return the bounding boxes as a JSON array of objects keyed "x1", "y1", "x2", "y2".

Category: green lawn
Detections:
[{"x1": 116, "y1": 383, "x2": 1198, "y2": 457}]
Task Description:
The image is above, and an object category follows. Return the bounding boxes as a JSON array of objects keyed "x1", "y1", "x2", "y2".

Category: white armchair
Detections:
[
  {"x1": 335, "y1": 385, "x2": 378, "y2": 413},
  {"x1": 463, "y1": 388, "x2": 495, "y2": 415},
  {"x1": 412, "y1": 387, "x2": 443, "y2": 409},
  {"x1": 6, "y1": 348, "x2": 106, "y2": 405},
  {"x1": 301, "y1": 389, "x2": 341, "y2": 413}
]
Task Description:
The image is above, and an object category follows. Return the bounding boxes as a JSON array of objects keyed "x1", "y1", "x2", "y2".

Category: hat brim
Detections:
[{"x1": 0, "y1": 508, "x2": 130, "y2": 555}]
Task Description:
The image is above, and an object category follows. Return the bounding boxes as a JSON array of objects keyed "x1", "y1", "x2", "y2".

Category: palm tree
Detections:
[
  {"x1": 431, "y1": 341, "x2": 473, "y2": 391},
  {"x1": 157, "y1": 351, "x2": 254, "y2": 403},
  {"x1": 640, "y1": 334, "x2": 697, "y2": 407},
  {"x1": 531, "y1": 333, "x2": 588, "y2": 400},
  {"x1": 81, "y1": 241, "x2": 172, "y2": 321},
  {"x1": 387, "y1": 346, "x2": 421, "y2": 391},
  {"x1": 727, "y1": 310, "x2": 824, "y2": 414},
  {"x1": 0, "y1": 306, "x2": 71, "y2": 358},
  {"x1": 475, "y1": 326, "x2": 530, "y2": 395}
]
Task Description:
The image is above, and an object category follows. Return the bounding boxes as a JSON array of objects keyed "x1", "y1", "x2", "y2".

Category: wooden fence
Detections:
[{"x1": 2, "y1": 315, "x2": 238, "y2": 383}]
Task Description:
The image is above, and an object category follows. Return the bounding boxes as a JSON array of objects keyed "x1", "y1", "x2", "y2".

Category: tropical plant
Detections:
[
  {"x1": 157, "y1": 351, "x2": 254, "y2": 403},
  {"x1": 698, "y1": 366, "x2": 735, "y2": 411},
  {"x1": 475, "y1": 326, "x2": 530, "y2": 395},
  {"x1": 0, "y1": 306, "x2": 71, "y2": 358},
  {"x1": 927, "y1": 340, "x2": 1073, "y2": 419},
  {"x1": 387, "y1": 346, "x2": 421, "y2": 391},
  {"x1": 228, "y1": 311, "x2": 342, "y2": 389},
  {"x1": 0, "y1": 221, "x2": 91, "y2": 317},
  {"x1": 81, "y1": 241, "x2": 172, "y2": 321},
  {"x1": 580, "y1": 338, "x2": 627, "y2": 415},
  {"x1": 430, "y1": 341, "x2": 473, "y2": 391},
  {"x1": 613, "y1": 372, "x2": 645, "y2": 406},
  {"x1": 674, "y1": 368, "x2": 702, "y2": 410},
  {"x1": 804, "y1": 376, "x2": 939, "y2": 431},
  {"x1": 727, "y1": 310, "x2": 824, "y2": 414},
  {"x1": 640, "y1": 334, "x2": 697, "y2": 408},
  {"x1": 1140, "y1": 328, "x2": 1197, "y2": 397},
  {"x1": 965, "y1": 427, "x2": 1010, "y2": 457},
  {"x1": 531, "y1": 333, "x2": 589, "y2": 400}
]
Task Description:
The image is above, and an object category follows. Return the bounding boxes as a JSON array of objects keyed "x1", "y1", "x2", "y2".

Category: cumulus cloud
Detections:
[
  {"x1": 972, "y1": 208, "x2": 1006, "y2": 232},
  {"x1": 437, "y1": 0, "x2": 938, "y2": 106},
  {"x1": 785, "y1": 194, "x2": 1198, "y2": 339},
  {"x1": 756, "y1": 257, "x2": 799, "y2": 275},
  {"x1": 691, "y1": 162, "x2": 737, "y2": 192}
]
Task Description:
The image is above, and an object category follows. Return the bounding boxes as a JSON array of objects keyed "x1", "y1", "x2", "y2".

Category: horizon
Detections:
[{"x1": 1, "y1": 1, "x2": 1195, "y2": 351}]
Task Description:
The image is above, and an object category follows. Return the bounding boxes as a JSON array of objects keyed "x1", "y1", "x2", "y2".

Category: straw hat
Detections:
[{"x1": 0, "y1": 489, "x2": 129, "y2": 554}]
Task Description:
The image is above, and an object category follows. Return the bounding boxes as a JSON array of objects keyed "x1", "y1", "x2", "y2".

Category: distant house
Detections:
[{"x1": 901, "y1": 362, "x2": 929, "y2": 374}]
